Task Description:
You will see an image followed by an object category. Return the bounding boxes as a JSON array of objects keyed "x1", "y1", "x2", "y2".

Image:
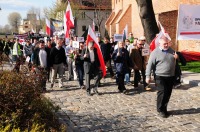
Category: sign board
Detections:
[
  {"x1": 114, "y1": 34, "x2": 123, "y2": 42},
  {"x1": 72, "y1": 41, "x2": 79, "y2": 48},
  {"x1": 65, "y1": 38, "x2": 70, "y2": 45},
  {"x1": 77, "y1": 37, "x2": 84, "y2": 42},
  {"x1": 96, "y1": 33, "x2": 101, "y2": 37},
  {"x1": 177, "y1": 4, "x2": 200, "y2": 40},
  {"x1": 142, "y1": 48, "x2": 150, "y2": 56},
  {"x1": 26, "y1": 56, "x2": 30, "y2": 62}
]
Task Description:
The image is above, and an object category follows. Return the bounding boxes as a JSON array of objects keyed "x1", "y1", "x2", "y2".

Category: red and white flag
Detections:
[
  {"x1": 64, "y1": 1, "x2": 74, "y2": 38},
  {"x1": 92, "y1": 19, "x2": 95, "y2": 31},
  {"x1": 150, "y1": 21, "x2": 171, "y2": 51},
  {"x1": 46, "y1": 19, "x2": 51, "y2": 36},
  {"x1": 86, "y1": 25, "x2": 106, "y2": 77}
]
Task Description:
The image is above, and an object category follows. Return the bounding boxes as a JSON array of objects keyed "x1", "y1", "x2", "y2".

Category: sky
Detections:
[{"x1": 0, "y1": 0, "x2": 56, "y2": 26}]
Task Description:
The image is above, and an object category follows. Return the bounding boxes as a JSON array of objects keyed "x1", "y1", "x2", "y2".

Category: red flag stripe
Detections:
[
  {"x1": 86, "y1": 26, "x2": 106, "y2": 77},
  {"x1": 180, "y1": 32, "x2": 200, "y2": 35}
]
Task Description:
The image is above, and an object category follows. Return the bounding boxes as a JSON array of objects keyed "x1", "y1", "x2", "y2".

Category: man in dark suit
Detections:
[{"x1": 82, "y1": 41, "x2": 102, "y2": 96}]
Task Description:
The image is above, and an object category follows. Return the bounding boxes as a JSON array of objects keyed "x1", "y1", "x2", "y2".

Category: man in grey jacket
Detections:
[{"x1": 146, "y1": 35, "x2": 178, "y2": 118}]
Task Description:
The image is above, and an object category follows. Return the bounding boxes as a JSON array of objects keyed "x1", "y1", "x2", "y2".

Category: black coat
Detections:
[
  {"x1": 100, "y1": 42, "x2": 112, "y2": 62},
  {"x1": 112, "y1": 48, "x2": 132, "y2": 74},
  {"x1": 81, "y1": 48, "x2": 100, "y2": 74}
]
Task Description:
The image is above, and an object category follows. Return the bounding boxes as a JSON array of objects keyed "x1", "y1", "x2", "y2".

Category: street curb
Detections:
[{"x1": 182, "y1": 78, "x2": 200, "y2": 87}]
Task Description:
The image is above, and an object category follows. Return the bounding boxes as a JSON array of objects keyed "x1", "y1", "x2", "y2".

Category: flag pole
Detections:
[{"x1": 175, "y1": 4, "x2": 181, "y2": 51}]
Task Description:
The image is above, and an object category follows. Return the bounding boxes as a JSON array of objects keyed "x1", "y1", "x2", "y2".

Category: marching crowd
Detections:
[{"x1": 0, "y1": 32, "x2": 185, "y2": 118}]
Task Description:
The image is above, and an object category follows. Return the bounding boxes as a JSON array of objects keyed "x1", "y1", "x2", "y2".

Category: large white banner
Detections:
[{"x1": 177, "y1": 4, "x2": 200, "y2": 40}]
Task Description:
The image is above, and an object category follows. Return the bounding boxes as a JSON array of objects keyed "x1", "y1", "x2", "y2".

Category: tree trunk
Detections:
[{"x1": 136, "y1": 0, "x2": 159, "y2": 44}]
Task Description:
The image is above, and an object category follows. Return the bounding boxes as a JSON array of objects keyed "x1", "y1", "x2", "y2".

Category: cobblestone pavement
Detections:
[{"x1": 44, "y1": 77, "x2": 200, "y2": 132}]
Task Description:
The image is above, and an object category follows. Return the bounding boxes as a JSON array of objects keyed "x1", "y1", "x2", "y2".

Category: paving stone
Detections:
[{"x1": 43, "y1": 78, "x2": 200, "y2": 131}]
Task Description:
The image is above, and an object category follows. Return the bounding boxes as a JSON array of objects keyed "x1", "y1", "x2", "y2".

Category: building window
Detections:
[
  {"x1": 82, "y1": 25, "x2": 86, "y2": 31},
  {"x1": 95, "y1": 26, "x2": 98, "y2": 31},
  {"x1": 82, "y1": 12, "x2": 85, "y2": 19}
]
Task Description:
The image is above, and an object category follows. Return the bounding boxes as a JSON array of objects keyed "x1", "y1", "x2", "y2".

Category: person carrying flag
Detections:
[{"x1": 82, "y1": 41, "x2": 102, "y2": 96}]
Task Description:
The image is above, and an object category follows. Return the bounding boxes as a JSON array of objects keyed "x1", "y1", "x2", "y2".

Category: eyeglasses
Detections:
[{"x1": 139, "y1": 44, "x2": 144, "y2": 46}]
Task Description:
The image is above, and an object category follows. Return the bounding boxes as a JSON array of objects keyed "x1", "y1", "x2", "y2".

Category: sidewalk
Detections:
[{"x1": 182, "y1": 71, "x2": 200, "y2": 86}]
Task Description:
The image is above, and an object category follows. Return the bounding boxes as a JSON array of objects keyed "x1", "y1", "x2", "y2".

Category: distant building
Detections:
[
  {"x1": 18, "y1": 14, "x2": 41, "y2": 34},
  {"x1": 58, "y1": 0, "x2": 111, "y2": 38},
  {"x1": 106, "y1": 0, "x2": 200, "y2": 52}
]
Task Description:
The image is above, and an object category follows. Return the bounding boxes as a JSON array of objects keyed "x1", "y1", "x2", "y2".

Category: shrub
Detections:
[{"x1": 0, "y1": 71, "x2": 66, "y2": 131}]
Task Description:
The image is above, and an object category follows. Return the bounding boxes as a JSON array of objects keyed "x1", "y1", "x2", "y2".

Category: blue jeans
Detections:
[
  {"x1": 76, "y1": 65, "x2": 84, "y2": 86},
  {"x1": 124, "y1": 73, "x2": 130, "y2": 83}
]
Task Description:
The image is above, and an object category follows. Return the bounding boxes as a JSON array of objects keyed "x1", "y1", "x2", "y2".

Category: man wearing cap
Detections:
[
  {"x1": 50, "y1": 35, "x2": 67, "y2": 88},
  {"x1": 130, "y1": 38, "x2": 150, "y2": 91},
  {"x1": 81, "y1": 41, "x2": 102, "y2": 96},
  {"x1": 33, "y1": 39, "x2": 51, "y2": 91},
  {"x1": 146, "y1": 35, "x2": 178, "y2": 118}
]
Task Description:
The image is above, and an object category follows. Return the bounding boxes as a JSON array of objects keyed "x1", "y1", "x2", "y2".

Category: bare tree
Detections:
[
  {"x1": 3, "y1": 25, "x2": 12, "y2": 33},
  {"x1": 136, "y1": 0, "x2": 159, "y2": 44},
  {"x1": 8, "y1": 12, "x2": 21, "y2": 33}
]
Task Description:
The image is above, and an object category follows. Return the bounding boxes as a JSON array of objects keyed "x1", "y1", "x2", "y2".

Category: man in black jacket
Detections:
[
  {"x1": 82, "y1": 41, "x2": 102, "y2": 96},
  {"x1": 100, "y1": 37, "x2": 114, "y2": 78},
  {"x1": 33, "y1": 39, "x2": 51, "y2": 91},
  {"x1": 50, "y1": 35, "x2": 67, "y2": 88}
]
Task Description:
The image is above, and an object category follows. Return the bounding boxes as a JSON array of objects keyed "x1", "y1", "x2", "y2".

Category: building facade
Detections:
[
  {"x1": 106, "y1": 0, "x2": 200, "y2": 52},
  {"x1": 58, "y1": 0, "x2": 111, "y2": 38},
  {"x1": 18, "y1": 14, "x2": 41, "y2": 34}
]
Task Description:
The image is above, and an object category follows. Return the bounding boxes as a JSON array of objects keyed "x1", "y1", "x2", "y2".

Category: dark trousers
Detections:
[
  {"x1": 156, "y1": 76, "x2": 174, "y2": 113},
  {"x1": 105, "y1": 59, "x2": 114, "y2": 77},
  {"x1": 134, "y1": 68, "x2": 147, "y2": 88},
  {"x1": 85, "y1": 64, "x2": 102, "y2": 92},
  {"x1": 76, "y1": 65, "x2": 84, "y2": 86},
  {"x1": 116, "y1": 72, "x2": 126, "y2": 92}
]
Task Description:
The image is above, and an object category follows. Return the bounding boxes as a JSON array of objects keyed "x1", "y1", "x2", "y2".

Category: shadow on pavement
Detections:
[
  {"x1": 174, "y1": 84, "x2": 197, "y2": 90},
  {"x1": 170, "y1": 108, "x2": 200, "y2": 115}
]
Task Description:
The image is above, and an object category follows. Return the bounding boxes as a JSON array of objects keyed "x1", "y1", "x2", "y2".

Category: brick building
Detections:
[{"x1": 105, "y1": 0, "x2": 200, "y2": 51}]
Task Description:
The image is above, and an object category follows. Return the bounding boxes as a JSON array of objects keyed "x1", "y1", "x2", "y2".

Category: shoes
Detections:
[
  {"x1": 174, "y1": 83, "x2": 181, "y2": 88},
  {"x1": 145, "y1": 87, "x2": 152, "y2": 91},
  {"x1": 126, "y1": 82, "x2": 133, "y2": 86},
  {"x1": 123, "y1": 90, "x2": 128, "y2": 95},
  {"x1": 80, "y1": 85, "x2": 85, "y2": 89},
  {"x1": 87, "y1": 91, "x2": 92, "y2": 96},
  {"x1": 111, "y1": 75, "x2": 116, "y2": 79},
  {"x1": 158, "y1": 111, "x2": 170, "y2": 118},
  {"x1": 50, "y1": 83, "x2": 54, "y2": 88},
  {"x1": 59, "y1": 85, "x2": 63, "y2": 88},
  {"x1": 93, "y1": 89, "x2": 100, "y2": 95}
]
